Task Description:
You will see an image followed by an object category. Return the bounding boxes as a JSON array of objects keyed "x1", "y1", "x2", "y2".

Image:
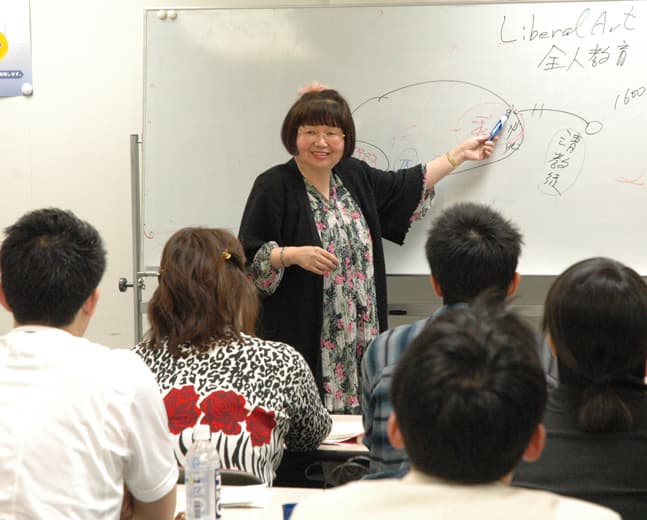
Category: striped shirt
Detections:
[{"x1": 361, "y1": 308, "x2": 451, "y2": 475}]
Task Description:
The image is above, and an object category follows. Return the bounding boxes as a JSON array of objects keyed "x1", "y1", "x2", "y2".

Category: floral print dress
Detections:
[{"x1": 252, "y1": 173, "x2": 431, "y2": 414}]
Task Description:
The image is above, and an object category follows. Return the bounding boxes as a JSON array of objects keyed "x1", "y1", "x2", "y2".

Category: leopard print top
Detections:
[{"x1": 133, "y1": 333, "x2": 331, "y2": 484}]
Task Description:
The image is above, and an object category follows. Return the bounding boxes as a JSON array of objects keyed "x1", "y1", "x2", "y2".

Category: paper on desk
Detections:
[
  {"x1": 175, "y1": 484, "x2": 271, "y2": 511},
  {"x1": 221, "y1": 484, "x2": 271, "y2": 508},
  {"x1": 322, "y1": 415, "x2": 364, "y2": 444}
]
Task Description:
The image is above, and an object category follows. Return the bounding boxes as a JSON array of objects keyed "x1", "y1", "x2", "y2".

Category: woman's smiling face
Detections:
[{"x1": 295, "y1": 124, "x2": 345, "y2": 173}]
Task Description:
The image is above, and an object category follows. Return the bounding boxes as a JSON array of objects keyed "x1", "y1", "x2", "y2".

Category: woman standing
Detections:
[
  {"x1": 134, "y1": 228, "x2": 330, "y2": 485},
  {"x1": 239, "y1": 87, "x2": 495, "y2": 413}
]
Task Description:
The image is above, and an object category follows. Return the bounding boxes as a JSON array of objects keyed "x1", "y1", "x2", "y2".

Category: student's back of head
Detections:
[
  {"x1": 146, "y1": 227, "x2": 259, "y2": 354},
  {"x1": 544, "y1": 257, "x2": 647, "y2": 433},
  {"x1": 0, "y1": 209, "x2": 178, "y2": 519},
  {"x1": 425, "y1": 202, "x2": 522, "y2": 304},
  {"x1": 139, "y1": 227, "x2": 331, "y2": 485},
  {"x1": 390, "y1": 297, "x2": 547, "y2": 483},
  {"x1": 0, "y1": 208, "x2": 106, "y2": 327}
]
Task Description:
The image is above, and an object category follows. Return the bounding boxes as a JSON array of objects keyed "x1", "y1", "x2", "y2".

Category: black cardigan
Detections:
[{"x1": 238, "y1": 157, "x2": 424, "y2": 391}]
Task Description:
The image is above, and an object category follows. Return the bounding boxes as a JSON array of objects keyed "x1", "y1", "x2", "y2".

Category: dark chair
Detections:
[{"x1": 221, "y1": 469, "x2": 263, "y2": 486}]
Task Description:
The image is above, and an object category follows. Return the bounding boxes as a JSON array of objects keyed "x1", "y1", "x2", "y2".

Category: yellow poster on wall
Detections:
[
  {"x1": 0, "y1": 0, "x2": 32, "y2": 97},
  {"x1": 0, "y1": 32, "x2": 8, "y2": 61}
]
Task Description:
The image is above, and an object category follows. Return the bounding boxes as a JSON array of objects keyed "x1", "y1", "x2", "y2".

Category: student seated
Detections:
[
  {"x1": 513, "y1": 257, "x2": 647, "y2": 520},
  {"x1": 291, "y1": 298, "x2": 619, "y2": 520},
  {"x1": 361, "y1": 202, "x2": 526, "y2": 475},
  {"x1": 134, "y1": 228, "x2": 331, "y2": 485},
  {"x1": 0, "y1": 208, "x2": 178, "y2": 519}
]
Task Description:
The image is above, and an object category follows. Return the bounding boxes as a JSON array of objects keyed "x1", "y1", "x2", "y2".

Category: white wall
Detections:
[
  {"x1": 1, "y1": 0, "x2": 274, "y2": 346},
  {"x1": 0, "y1": 0, "x2": 557, "y2": 347}
]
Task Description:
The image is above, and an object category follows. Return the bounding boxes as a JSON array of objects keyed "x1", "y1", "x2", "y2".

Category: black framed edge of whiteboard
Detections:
[{"x1": 141, "y1": 1, "x2": 647, "y2": 275}]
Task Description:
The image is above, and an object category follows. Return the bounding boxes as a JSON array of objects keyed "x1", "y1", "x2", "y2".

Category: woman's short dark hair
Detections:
[
  {"x1": 146, "y1": 228, "x2": 259, "y2": 356},
  {"x1": 281, "y1": 89, "x2": 356, "y2": 158},
  {"x1": 544, "y1": 257, "x2": 647, "y2": 433}
]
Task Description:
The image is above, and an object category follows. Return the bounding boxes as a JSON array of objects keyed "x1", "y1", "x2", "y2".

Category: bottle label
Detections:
[
  {"x1": 186, "y1": 462, "x2": 216, "y2": 519},
  {"x1": 215, "y1": 469, "x2": 222, "y2": 519}
]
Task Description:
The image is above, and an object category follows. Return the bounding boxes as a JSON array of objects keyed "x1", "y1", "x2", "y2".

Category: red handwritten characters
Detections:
[
  {"x1": 164, "y1": 385, "x2": 200, "y2": 434},
  {"x1": 245, "y1": 406, "x2": 276, "y2": 447},
  {"x1": 200, "y1": 390, "x2": 249, "y2": 435}
]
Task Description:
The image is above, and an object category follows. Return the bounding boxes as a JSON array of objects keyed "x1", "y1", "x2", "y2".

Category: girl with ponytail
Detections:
[{"x1": 513, "y1": 257, "x2": 647, "y2": 520}]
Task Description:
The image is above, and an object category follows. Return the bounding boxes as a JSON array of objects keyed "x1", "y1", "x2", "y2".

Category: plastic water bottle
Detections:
[{"x1": 185, "y1": 424, "x2": 222, "y2": 519}]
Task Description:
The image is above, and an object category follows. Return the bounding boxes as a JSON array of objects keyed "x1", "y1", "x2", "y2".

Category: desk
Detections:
[
  {"x1": 274, "y1": 415, "x2": 367, "y2": 488},
  {"x1": 175, "y1": 485, "x2": 323, "y2": 519}
]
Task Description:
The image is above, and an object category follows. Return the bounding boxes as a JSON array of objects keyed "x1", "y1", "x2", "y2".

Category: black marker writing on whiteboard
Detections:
[{"x1": 489, "y1": 109, "x2": 512, "y2": 140}]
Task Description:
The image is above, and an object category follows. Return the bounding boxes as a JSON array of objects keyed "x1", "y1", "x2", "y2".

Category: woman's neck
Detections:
[{"x1": 295, "y1": 158, "x2": 331, "y2": 199}]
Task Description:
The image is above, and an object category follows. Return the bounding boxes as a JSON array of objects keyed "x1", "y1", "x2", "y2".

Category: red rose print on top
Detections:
[
  {"x1": 163, "y1": 385, "x2": 200, "y2": 435},
  {"x1": 245, "y1": 406, "x2": 276, "y2": 447},
  {"x1": 200, "y1": 390, "x2": 249, "y2": 435}
]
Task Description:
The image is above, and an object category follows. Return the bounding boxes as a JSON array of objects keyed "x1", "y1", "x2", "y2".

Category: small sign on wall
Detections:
[{"x1": 0, "y1": 0, "x2": 32, "y2": 97}]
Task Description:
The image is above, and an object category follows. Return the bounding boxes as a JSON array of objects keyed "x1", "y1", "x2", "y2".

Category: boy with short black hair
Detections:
[
  {"x1": 292, "y1": 300, "x2": 618, "y2": 520},
  {"x1": 0, "y1": 208, "x2": 178, "y2": 519},
  {"x1": 362, "y1": 202, "x2": 525, "y2": 474}
]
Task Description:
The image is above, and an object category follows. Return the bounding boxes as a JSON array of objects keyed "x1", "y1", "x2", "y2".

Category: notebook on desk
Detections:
[{"x1": 321, "y1": 415, "x2": 364, "y2": 446}]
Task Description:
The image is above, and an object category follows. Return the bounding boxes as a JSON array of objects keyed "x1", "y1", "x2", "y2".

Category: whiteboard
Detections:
[{"x1": 142, "y1": 2, "x2": 647, "y2": 274}]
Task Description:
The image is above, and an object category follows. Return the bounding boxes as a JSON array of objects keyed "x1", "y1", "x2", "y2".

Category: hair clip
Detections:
[{"x1": 222, "y1": 249, "x2": 232, "y2": 260}]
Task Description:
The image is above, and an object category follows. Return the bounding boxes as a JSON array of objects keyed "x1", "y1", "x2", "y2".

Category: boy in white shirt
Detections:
[{"x1": 0, "y1": 208, "x2": 178, "y2": 519}]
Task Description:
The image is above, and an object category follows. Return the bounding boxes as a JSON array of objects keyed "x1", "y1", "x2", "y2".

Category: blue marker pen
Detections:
[{"x1": 488, "y1": 108, "x2": 512, "y2": 140}]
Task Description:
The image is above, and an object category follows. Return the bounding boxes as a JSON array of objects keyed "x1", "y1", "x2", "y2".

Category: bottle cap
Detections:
[{"x1": 193, "y1": 424, "x2": 211, "y2": 441}]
